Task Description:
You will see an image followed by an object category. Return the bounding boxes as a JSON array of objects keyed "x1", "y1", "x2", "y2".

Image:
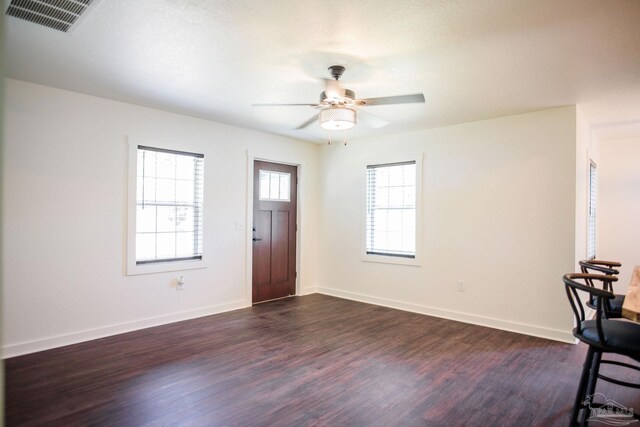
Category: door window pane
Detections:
[{"x1": 259, "y1": 170, "x2": 291, "y2": 201}]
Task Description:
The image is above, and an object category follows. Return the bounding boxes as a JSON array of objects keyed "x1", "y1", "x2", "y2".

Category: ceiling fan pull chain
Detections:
[
  {"x1": 327, "y1": 133, "x2": 332, "y2": 146},
  {"x1": 343, "y1": 131, "x2": 349, "y2": 146}
]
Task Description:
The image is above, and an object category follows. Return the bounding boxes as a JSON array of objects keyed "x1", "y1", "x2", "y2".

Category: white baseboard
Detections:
[
  {"x1": 3, "y1": 300, "x2": 248, "y2": 358},
  {"x1": 4, "y1": 289, "x2": 576, "y2": 359},
  {"x1": 316, "y1": 286, "x2": 576, "y2": 344}
]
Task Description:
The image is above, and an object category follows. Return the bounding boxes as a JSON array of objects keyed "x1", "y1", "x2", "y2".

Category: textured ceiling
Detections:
[{"x1": 5, "y1": 0, "x2": 640, "y2": 143}]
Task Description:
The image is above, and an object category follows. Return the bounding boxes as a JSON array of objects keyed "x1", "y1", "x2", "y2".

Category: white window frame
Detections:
[
  {"x1": 127, "y1": 136, "x2": 207, "y2": 275},
  {"x1": 362, "y1": 153, "x2": 423, "y2": 266}
]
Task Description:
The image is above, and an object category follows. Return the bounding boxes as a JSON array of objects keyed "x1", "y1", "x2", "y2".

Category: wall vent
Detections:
[{"x1": 6, "y1": 0, "x2": 95, "y2": 32}]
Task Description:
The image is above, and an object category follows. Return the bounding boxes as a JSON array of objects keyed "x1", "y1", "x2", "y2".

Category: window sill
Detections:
[
  {"x1": 361, "y1": 253, "x2": 422, "y2": 267},
  {"x1": 126, "y1": 258, "x2": 208, "y2": 276}
]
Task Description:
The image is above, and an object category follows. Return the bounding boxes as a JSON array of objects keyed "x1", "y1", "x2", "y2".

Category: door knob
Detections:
[{"x1": 252, "y1": 226, "x2": 262, "y2": 241}]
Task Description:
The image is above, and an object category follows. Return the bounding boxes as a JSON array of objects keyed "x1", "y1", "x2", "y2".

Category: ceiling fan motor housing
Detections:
[{"x1": 320, "y1": 88, "x2": 355, "y2": 103}]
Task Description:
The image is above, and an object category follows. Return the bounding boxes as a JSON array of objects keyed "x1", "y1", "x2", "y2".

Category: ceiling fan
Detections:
[{"x1": 253, "y1": 65, "x2": 425, "y2": 131}]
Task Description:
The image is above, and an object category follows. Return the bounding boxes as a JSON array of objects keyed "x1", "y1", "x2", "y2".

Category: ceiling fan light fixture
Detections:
[{"x1": 320, "y1": 107, "x2": 356, "y2": 131}]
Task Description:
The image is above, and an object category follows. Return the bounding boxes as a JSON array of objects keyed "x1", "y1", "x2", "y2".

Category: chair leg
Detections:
[
  {"x1": 571, "y1": 346, "x2": 595, "y2": 426},
  {"x1": 580, "y1": 350, "x2": 602, "y2": 426}
]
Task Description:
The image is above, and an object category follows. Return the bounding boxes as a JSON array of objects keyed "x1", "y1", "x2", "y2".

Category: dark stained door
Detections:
[{"x1": 252, "y1": 161, "x2": 297, "y2": 303}]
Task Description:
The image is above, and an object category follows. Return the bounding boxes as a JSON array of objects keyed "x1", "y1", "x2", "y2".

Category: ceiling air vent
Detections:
[{"x1": 6, "y1": 0, "x2": 95, "y2": 33}]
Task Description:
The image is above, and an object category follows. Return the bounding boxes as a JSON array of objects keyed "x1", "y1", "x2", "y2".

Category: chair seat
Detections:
[
  {"x1": 580, "y1": 319, "x2": 640, "y2": 356},
  {"x1": 588, "y1": 294, "x2": 625, "y2": 315}
]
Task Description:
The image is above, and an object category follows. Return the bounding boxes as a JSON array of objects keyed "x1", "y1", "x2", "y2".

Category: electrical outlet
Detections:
[
  {"x1": 457, "y1": 280, "x2": 465, "y2": 292},
  {"x1": 177, "y1": 275, "x2": 184, "y2": 290}
]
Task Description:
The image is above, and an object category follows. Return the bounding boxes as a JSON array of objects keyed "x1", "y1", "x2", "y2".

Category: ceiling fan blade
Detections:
[
  {"x1": 358, "y1": 93, "x2": 425, "y2": 106},
  {"x1": 357, "y1": 109, "x2": 389, "y2": 129},
  {"x1": 253, "y1": 103, "x2": 320, "y2": 107},
  {"x1": 295, "y1": 113, "x2": 320, "y2": 130}
]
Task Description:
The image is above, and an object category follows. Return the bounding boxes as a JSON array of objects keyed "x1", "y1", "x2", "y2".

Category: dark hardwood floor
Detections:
[{"x1": 5, "y1": 294, "x2": 640, "y2": 426}]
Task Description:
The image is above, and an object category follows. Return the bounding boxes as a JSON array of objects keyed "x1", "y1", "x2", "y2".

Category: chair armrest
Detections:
[
  {"x1": 564, "y1": 273, "x2": 617, "y2": 298},
  {"x1": 579, "y1": 260, "x2": 619, "y2": 275},
  {"x1": 587, "y1": 259, "x2": 622, "y2": 268}
]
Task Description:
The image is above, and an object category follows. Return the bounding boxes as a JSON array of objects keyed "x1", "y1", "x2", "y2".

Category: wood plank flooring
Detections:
[{"x1": 6, "y1": 294, "x2": 640, "y2": 426}]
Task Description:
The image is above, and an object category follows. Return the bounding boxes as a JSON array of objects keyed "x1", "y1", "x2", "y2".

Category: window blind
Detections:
[
  {"x1": 366, "y1": 161, "x2": 416, "y2": 258},
  {"x1": 135, "y1": 145, "x2": 204, "y2": 264},
  {"x1": 587, "y1": 161, "x2": 597, "y2": 260}
]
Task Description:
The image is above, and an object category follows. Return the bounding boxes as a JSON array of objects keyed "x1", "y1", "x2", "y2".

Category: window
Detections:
[
  {"x1": 587, "y1": 160, "x2": 597, "y2": 260},
  {"x1": 127, "y1": 137, "x2": 205, "y2": 275},
  {"x1": 364, "y1": 156, "x2": 422, "y2": 265},
  {"x1": 259, "y1": 170, "x2": 290, "y2": 201}
]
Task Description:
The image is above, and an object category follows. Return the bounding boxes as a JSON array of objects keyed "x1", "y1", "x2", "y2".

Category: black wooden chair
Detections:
[
  {"x1": 579, "y1": 260, "x2": 625, "y2": 318},
  {"x1": 563, "y1": 273, "x2": 640, "y2": 426}
]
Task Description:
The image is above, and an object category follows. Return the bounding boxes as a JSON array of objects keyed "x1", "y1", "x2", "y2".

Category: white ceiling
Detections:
[{"x1": 5, "y1": 0, "x2": 640, "y2": 143}]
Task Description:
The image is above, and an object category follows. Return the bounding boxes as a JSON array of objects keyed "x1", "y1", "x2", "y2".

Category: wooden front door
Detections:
[{"x1": 252, "y1": 161, "x2": 297, "y2": 303}]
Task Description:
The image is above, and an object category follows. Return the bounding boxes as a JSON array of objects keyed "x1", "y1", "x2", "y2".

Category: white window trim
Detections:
[
  {"x1": 126, "y1": 136, "x2": 208, "y2": 276},
  {"x1": 361, "y1": 152, "x2": 423, "y2": 267}
]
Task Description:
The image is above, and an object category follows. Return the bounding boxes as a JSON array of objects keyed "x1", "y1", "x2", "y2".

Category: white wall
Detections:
[
  {"x1": 598, "y1": 137, "x2": 640, "y2": 291},
  {"x1": 3, "y1": 78, "x2": 591, "y2": 355},
  {"x1": 317, "y1": 107, "x2": 579, "y2": 342},
  {"x1": 2, "y1": 79, "x2": 319, "y2": 357}
]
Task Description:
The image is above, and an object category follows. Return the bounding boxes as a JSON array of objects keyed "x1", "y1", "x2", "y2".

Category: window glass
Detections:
[
  {"x1": 366, "y1": 161, "x2": 417, "y2": 258},
  {"x1": 135, "y1": 146, "x2": 204, "y2": 264}
]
